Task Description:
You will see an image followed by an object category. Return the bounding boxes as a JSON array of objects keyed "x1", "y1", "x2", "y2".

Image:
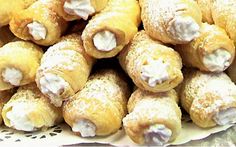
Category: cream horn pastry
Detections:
[
  {"x1": 119, "y1": 31, "x2": 183, "y2": 93},
  {"x1": 175, "y1": 23, "x2": 235, "y2": 72},
  {"x1": 63, "y1": 69, "x2": 130, "y2": 137},
  {"x1": 0, "y1": 26, "x2": 15, "y2": 47},
  {"x1": 82, "y1": 0, "x2": 141, "y2": 59},
  {"x1": 9, "y1": 0, "x2": 68, "y2": 46},
  {"x1": 195, "y1": 0, "x2": 214, "y2": 24},
  {"x1": 140, "y1": 0, "x2": 202, "y2": 44},
  {"x1": 0, "y1": 0, "x2": 37, "y2": 27},
  {"x1": 0, "y1": 90, "x2": 15, "y2": 125},
  {"x1": 0, "y1": 41, "x2": 43, "y2": 91},
  {"x1": 61, "y1": 0, "x2": 109, "y2": 21},
  {"x1": 227, "y1": 59, "x2": 236, "y2": 84},
  {"x1": 123, "y1": 89, "x2": 181, "y2": 145},
  {"x1": 2, "y1": 83, "x2": 63, "y2": 132},
  {"x1": 36, "y1": 34, "x2": 94, "y2": 107},
  {"x1": 196, "y1": 0, "x2": 236, "y2": 45},
  {"x1": 179, "y1": 69, "x2": 236, "y2": 128}
]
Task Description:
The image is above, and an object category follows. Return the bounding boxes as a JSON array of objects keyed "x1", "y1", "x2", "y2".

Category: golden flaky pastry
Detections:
[
  {"x1": 82, "y1": 0, "x2": 141, "y2": 58},
  {"x1": 196, "y1": 0, "x2": 236, "y2": 45},
  {"x1": 63, "y1": 69, "x2": 130, "y2": 137},
  {"x1": 2, "y1": 83, "x2": 63, "y2": 131},
  {"x1": 36, "y1": 34, "x2": 94, "y2": 107},
  {"x1": 175, "y1": 23, "x2": 235, "y2": 72},
  {"x1": 119, "y1": 31, "x2": 183, "y2": 93},
  {"x1": 10, "y1": 0, "x2": 68, "y2": 46},
  {"x1": 140, "y1": 0, "x2": 202, "y2": 44},
  {"x1": 61, "y1": 0, "x2": 109, "y2": 21},
  {"x1": 0, "y1": 0, "x2": 37, "y2": 27},
  {"x1": 179, "y1": 69, "x2": 236, "y2": 128},
  {"x1": 0, "y1": 41, "x2": 43, "y2": 90},
  {"x1": 123, "y1": 89, "x2": 181, "y2": 145}
]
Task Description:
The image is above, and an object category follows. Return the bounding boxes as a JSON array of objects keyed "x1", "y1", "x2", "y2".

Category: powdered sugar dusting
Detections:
[
  {"x1": 79, "y1": 76, "x2": 120, "y2": 101},
  {"x1": 123, "y1": 92, "x2": 181, "y2": 143},
  {"x1": 40, "y1": 43, "x2": 81, "y2": 71},
  {"x1": 190, "y1": 72, "x2": 236, "y2": 115},
  {"x1": 28, "y1": 0, "x2": 61, "y2": 29},
  {"x1": 66, "y1": 71, "x2": 127, "y2": 120},
  {"x1": 204, "y1": 73, "x2": 236, "y2": 98},
  {"x1": 142, "y1": 0, "x2": 199, "y2": 43},
  {"x1": 135, "y1": 98, "x2": 177, "y2": 120},
  {"x1": 123, "y1": 92, "x2": 180, "y2": 126},
  {"x1": 194, "y1": 97, "x2": 235, "y2": 114}
]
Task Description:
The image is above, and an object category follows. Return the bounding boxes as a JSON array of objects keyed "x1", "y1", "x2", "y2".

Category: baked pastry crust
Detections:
[
  {"x1": 0, "y1": 0, "x2": 37, "y2": 27},
  {"x1": 123, "y1": 89, "x2": 181, "y2": 145},
  {"x1": 82, "y1": 0, "x2": 141, "y2": 58},
  {"x1": 63, "y1": 69, "x2": 130, "y2": 136},
  {"x1": 0, "y1": 41, "x2": 43, "y2": 90},
  {"x1": 60, "y1": 0, "x2": 109, "y2": 21},
  {"x1": 140, "y1": 0, "x2": 202, "y2": 44},
  {"x1": 36, "y1": 34, "x2": 94, "y2": 107},
  {"x1": 179, "y1": 69, "x2": 236, "y2": 128},
  {"x1": 2, "y1": 83, "x2": 63, "y2": 131},
  {"x1": 175, "y1": 23, "x2": 235, "y2": 72},
  {"x1": 9, "y1": 0, "x2": 68, "y2": 46},
  {"x1": 196, "y1": 0, "x2": 236, "y2": 45},
  {"x1": 119, "y1": 31, "x2": 183, "y2": 92}
]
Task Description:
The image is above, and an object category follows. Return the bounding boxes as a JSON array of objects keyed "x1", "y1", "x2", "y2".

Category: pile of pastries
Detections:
[{"x1": 0, "y1": 0, "x2": 236, "y2": 145}]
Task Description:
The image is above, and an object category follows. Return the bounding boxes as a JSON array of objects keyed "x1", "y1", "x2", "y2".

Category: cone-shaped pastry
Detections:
[
  {"x1": 196, "y1": 0, "x2": 214, "y2": 24},
  {"x1": 63, "y1": 69, "x2": 130, "y2": 137},
  {"x1": 179, "y1": 69, "x2": 236, "y2": 128},
  {"x1": 119, "y1": 31, "x2": 183, "y2": 93},
  {"x1": 123, "y1": 89, "x2": 181, "y2": 145},
  {"x1": 196, "y1": 0, "x2": 236, "y2": 45},
  {"x1": 61, "y1": 0, "x2": 108, "y2": 21},
  {"x1": 9, "y1": 0, "x2": 68, "y2": 46},
  {"x1": 0, "y1": 41, "x2": 43, "y2": 91},
  {"x1": 2, "y1": 84, "x2": 63, "y2": 132},
  {"x1": 0, "y1": 26, "x2": 15, "y2": 47},
  {"x1": 228, "y1": 59, "x2": 236, "y2": 84},
  {"x1": 36, "y1": 34, "x2": 94, "y2": 107},
  {"x1": 0, "y1": 0, "x2": 37, "y2": 27},
  {"x1": 212, "y1": 0, "x2": 236, "y2": 45},
  {"x1": 0, "y1": 90, "x2": 15, "y2": 125},
  {"x1": 175, "y1": 23, "x2": 235, "y2": 72},
  {"x1": 140, "y1": 0, "x2": 202, "y2": 44},
  {"x1": 82, "y1": 0, "x2": 141, "y2": 59}
]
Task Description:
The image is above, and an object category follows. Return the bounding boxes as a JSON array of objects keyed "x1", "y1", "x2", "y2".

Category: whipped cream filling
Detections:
[
  {"x1": 2, "y1": 67, "x2": 23, "y2": 86},
  {"x1": 6, "y1": 102, "x2": 35, "y2": 131},
  {"x1": 144, "y1": 124, "x2": 172, "y2": 145},
  {"x1": 39, "y1": 73, "x2": 69, "y2": 107},
  {"x1": 168, "y1": 16, "x2": 200, "y2": 42},
  {"x1": 213, "y1": 108, "x2": 236, "y2": 125},
  {"x1": 27, "y1": 21, "x2": 47, "y2": 40},
  {"x1": 203, "y1": 49, "x2": 231, "y2": 72},
  {"x1": 64, "y1": 0, "x2": 95, "y2": 20},
  {"x1": 93, "y1": 30, "x2": 117, "y2": 52},
  {"x1": 141, "y1": 58, "x2": 169, "y2": 87},
  {"x1": 72, "y1": 119, "x2": 96, "y2": 137}
]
